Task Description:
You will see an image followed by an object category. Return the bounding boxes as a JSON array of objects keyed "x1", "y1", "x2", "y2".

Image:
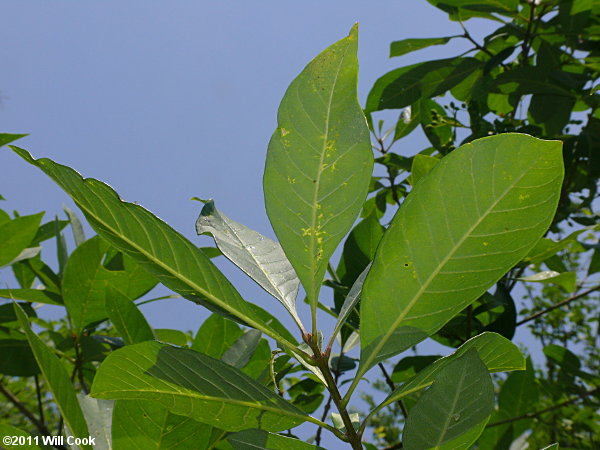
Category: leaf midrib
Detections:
[{"x1": 307, "y1": 39, "x2": 351, "y2": 306}]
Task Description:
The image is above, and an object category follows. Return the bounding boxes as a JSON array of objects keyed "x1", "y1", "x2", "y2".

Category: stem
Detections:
[
  {"x1": 377, "y1": 363, "x2": 408, "y2": 419},
  {"x1": 34, "y1": 375, "x2": 45, "y2": 426},
  {"x1": 0, "y1": 380, "x2": 55, "y2": 441},
  {"x1": 458, "y1": 20, "x2": 494, "y2": 58},
  {"x1": 316, "y1": 349, "x2": 343, "y2": 446},
  {"x1": 487, "y1": 387, "x2": 599, "y2": 428},
  {"x1": 517, "y1": 284, "x2": 600, "y2": 326},
  {"x1": 308, "y1": 338, "x2": 362, "y2": 449}
]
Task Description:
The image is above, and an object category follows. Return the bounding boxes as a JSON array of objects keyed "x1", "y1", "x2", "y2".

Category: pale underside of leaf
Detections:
[{"x1": 196, "y1": 200, "x2": 303, "y2": 329}]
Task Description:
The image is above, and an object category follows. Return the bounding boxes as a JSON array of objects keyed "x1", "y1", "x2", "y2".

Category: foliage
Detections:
[{"x1": 0, "y1": 1, "x2": 598, "y2": 448}]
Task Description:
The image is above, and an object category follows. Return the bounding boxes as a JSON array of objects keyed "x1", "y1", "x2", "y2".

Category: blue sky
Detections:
[{"x1": 1, "y1": 1, "x2": 499, "y2": 445}]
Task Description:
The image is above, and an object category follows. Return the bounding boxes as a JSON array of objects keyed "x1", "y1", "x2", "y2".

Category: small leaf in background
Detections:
[
  {"x1": 518, "y1": 270, "x2": 577, "y2": 292},
  {"x1": 331, "y1": 412, "x2": 360, "y2": 434},
  {"x1": 154, "y1": 329, "x2": 190, "y2": 347},
  {"x1": 0, "y1": 133, "x2": 28, "y2": 147},
  {"x1": 192, "y1": 313, "x2": 243, "y2": 358},
  {"x1": 0, "y1": 213, "x2": 43, "y2": 267},
  {"x1": 13, "y1": 303, "x2": 92, "y2": 449},
  {"x1": 391, "y1": 355, "x2": 440, "y2": 384},
  {"x1": 221, "y1": 329, "x2": 262, "y2": 369},
  {"x1": 226, "y1": 429, "x2": 325, "y2": 450},
  {"x1": 366, "y1": 57, "x2": 482, "y2": 112},
  {"x1": 90, "y1": 341, "x2": 308, "y2": 432},
  {"x1": 394, "y1": 101, "x2": 421, "y2": 141},
  {"x1": 63, "y1": 204, "x2": 86, "y2": 247},
  {"x1": 409, "y1": 154, "x2": 439, "y2": 186},
  {"x1": 403, "y1": 349, "x2": 494, "y2": 449},
  {"x1": 390, "y1": 37, "x2": 454, "y2": 58},
  {"x1": 105, "y1": 287, "x2": 155, "y2": 345},
  {"x1": 55, "y1": 216, "x2": 68, "y2": 276},
  {"x1": 196, "y1": 200, "x2": 303, "y2": 329},
  {"x1": 498, "y1": 357, "x2": 539, "y2": 438},
  {"x1": 264, "y1": 25, "x2": 373, "y2": 310},
  {"x1": 359, "y1": 134, "x2": 563, "y2": 375},
  {"x1": 0, "y1": 328, "x2": 40, "y2": 376},
  {"x1": 111, "y1": 399, "x2": 212, "y2": 450},
  {"x1": 0, "y1": 288, "x2": 62, "y2": 306},
  {"x1": 287, "y1": 377, "x2": 325, "y2": 414}
]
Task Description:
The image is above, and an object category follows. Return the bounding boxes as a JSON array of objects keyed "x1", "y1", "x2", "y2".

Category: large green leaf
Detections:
[
  {"x1": 403, "y1": 350, "x2": 494, "y2": 449},
  {"x1": 0, "y1": 424, "x2": 41, "y2": 450},
  {"x1": 380, "y1": 332, "x2": 524, "y2": 409},
  {"x1": 62, "y1": 236, "x2": 157, "y2": 333},
  {"x1": 105, "y1": 287, "x2": 155, "y2": 345},
  {"x1": 8, "y1": 146, "x2": 297, "y2": 351},
  {"x1": 498, "y1": 357, "x2": 538, "y2": 436},
  {"x1": 365, "y1": 58, "x2": 482, "y2": 112},
  {"x1": 111, "y1": 399, "x2": 212, "y2": 450},
  {"x1": 90, "y1": 341, "x2": 308, "y2": 432},
  {"x1": 0, "y1": 213, "x2": 43, "y2": 267},
  {"x1": 358, "y1": 134, "x2": 563, "y2": 375},
  {"x1": 0, "y1": 288, "x2": 62, "y2": 305},
  {"x1": 196, "y1": 200, "x2": 302, "y2": 329},
  {"x1": 76, "y1": 394, "x2": 113, "y2": 450},
  {"x1": 13, "y1": 303, "x2": 92, "y2": 449},
  {"x1": 263, "y1": 25, "x2": 373, "y2": 309}
]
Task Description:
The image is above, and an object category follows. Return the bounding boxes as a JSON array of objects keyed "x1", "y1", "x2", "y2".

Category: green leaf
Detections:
[
  {"x1": 394, "y1": 102, "x2": 421, "y2": 141},
  {"x1": 2, "y1": 247, "x2": 42, "y2": 267},
  {"x1": 105, "y1": 287, "x2": 155, "y2": 345},
  {"x1": 366, "y1": 58, "x2": 482, "y2": 112},
  {"x1": 390, "y1": 37, "x2": 453, "y2": 57},
  {"x1": 542, "y1": 444, "x2": 559, "y2": 450},
  {"x1": 0, "y1": 424, "x2": 41, "y2": 450},
  {"x1": 9, "y1": 146, "x2": 296, "y2": 350},
  {"x1": 381, "y1": 332, "x2": 524, "y2": 408},
  {"x1": 0, "y1": 133, "x2": 28, "y2": 147},
  {"x1": 0, "y1": 288, "x2": 63, "y2": 306},
  {"x1": 13, "y1": 302, "x2": 92, "y2": 449},
  {"x1": 31, "y1": 219, "x2": 69, "y2": 246},
  {"x1": 90, "y1": 341, "x2": 308, "y2": 432},
  {"x1": 63, "y1": 204, "x2": 86, "y2": 247},
  {"x1": 518, "y1": 270, "x2": 577, "y2": 292},
  {"x1": 410, "y1": 154, "x2": 439, "y2": 186},
  {"x1": 523, "y1": 228, "x2": 587, "y2": 264},
  {"x1": 263, "y1": 25, "x2": 373, "y2": 309},
  {"x1": 0, "y1": 329, "x2": 40, "y2": 376},
  {"x1": 62, "y1": 236, "x2": 157, "y2": 333},
  {"x1": 332, "y1": 412, "x2": 360, "y2": 434},
  {"x1": 498, "y1": 357, "x2": 538, "y2": 436},
  {"x1": 543, "y1": 344, "x2": 581, "y2": 374},
  {"x1": 226, "y1": 429, "x2": 325, "y2": 449},
  {"x1": 221, "y1": 329, "x2": 262, "y2": 369},
  {"x1": 426, "y1": 0, "x2": 519, "y2": 21},
  {"x1": 0, "y1": 213, "x2": 44, "y2": 267},
  {"x1": 196, "y1": 200, "x2": 302, "y2": 329},
  {"x1": 154, "y1": 329, "x2": 190, "y2": 347},
  {"x1": 391, "y1": 355, "x2": 441, "y2": 384},
  {"x1": 111, "y1": 399, "x2": 212, "y2": 450},
  {"x1": 359, "y1": 134, "x2": 563, "y2": 374},
  {"x1": 403, "y1": 350, "x2": 494, "y2": 450},
  {"x1": 329, "y1": 263, "x2": 370, "y2": 348},
  {"x1": 76, "y1": 394, "x2": 113, "y2": 450},
  {"x1": 192, "y1": 313, "x2": 243, "y2": 359}
]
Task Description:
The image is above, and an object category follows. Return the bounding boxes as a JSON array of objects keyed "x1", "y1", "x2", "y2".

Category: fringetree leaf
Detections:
[
  {"x1": 0, "y1": 213, "x2": 43, "y2": 267},
  {"x1": 105, "y1": 287, "x2": 155, "y2": 345},
  {"x1": 13, "y1": 303, "x2": 92, "y2": 449},
  {"x1": 63, "y1": 236, "x2": 158, "y2": 333},
  {"x1": 518, "y1": 270, "x2": 577, "y2": 292},
  {"x1": 0, "y1": 328, "x2": 40, "y2": 376},
  {"x1": 90, "y1": 341, "x2": 308, "y2": 432},
  {"x1": 0, "y1": 133, "x2": 28, "y2": 147},
  {"x1": 0, "y1": 288, "x2": 62, "y2": 305},
  {"x1": 498, "y1": 357, "x2": 538, "y2": 437},
  {"x1": 390, "y1": 37, "x2": 454, "y2": 58},
  {"x1": 263, "y1": 25, "x2": 373, "y2": 310},
  {"x1": 221, "y1": 329, "x2": 262, "y2": 369},
  {"x1": 63, "y1": 204, "x2": 86, "y2": 247},
  {"x1": 196, "y1": 200, "x2": 302, "y2": 329},
  {"x1": 76, "y1": 394, "x2": 113, "y2": 450},
  {"x1": 391, "y1": 355, "x2": 441, "y2": 384},
  {"x1": 380, "y1": 332, "x2": 524, "y2": 409},
  {"x1": 192, "y1": 313, "x2": 243, "y2": 358},
  {"x1": 111, "y1": 399, "x2": 212, "y2": 450},
  {"x1": 358, "y1": 134, "x2": 563, "y2": 376},
  {"x1": 410, "y1": 154, "x2": 439, "y2": 186},
  {"x1": 366, "y1": 58, "x2": 482, "y2": 112},
  {"x1": 403, "y1": 349, "x2": 494, "y2": 450},
  {"x1": 8, "y1": 146, "x2": 297, "y2": 351},
  {"x1": 0, "y1": 424, "x2": 41, "y2": 450}
]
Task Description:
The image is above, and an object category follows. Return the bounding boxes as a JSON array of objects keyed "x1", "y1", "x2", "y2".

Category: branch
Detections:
[
  {"x1": 487, "y1": 387, "x2": 599, "y2": 428},
  {"x1": 458, "y1": 20, "x2": 494, "y2": 58},
  {"x1": 517, "y1": 284, "x2": 600, "y2": 326},
  {"x1": 0, "y1": 380, "x2": 54, "y2": 438},
  {"x1": 378, "y1": 363, "x2": 408, "y2": 419}
]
